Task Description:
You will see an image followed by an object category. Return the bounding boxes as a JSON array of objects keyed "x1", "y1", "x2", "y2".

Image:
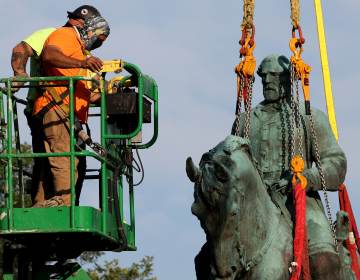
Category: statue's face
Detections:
[{"x1": 258, "y1": 61, "x2": 290, "y2": 102}]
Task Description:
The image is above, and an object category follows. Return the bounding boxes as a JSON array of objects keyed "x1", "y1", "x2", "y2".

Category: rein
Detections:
[{"x1": 240, "y1": 211, "x2": 280, "y2": 272}]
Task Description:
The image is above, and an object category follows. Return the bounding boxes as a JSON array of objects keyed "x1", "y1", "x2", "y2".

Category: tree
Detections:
[
  {"x1": 0, "y1": 142, "x2": 33, "y2": 208},
  {"x1": 0, "y1": 143, "x2": 33, "y2": 277},
  {"x1": 80, "y1": 252, "x2": 157, "y2": 280}
]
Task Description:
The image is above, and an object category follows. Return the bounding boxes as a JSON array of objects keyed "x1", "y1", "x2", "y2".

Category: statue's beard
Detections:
[{"x1": 263, "y1": 85, "x2": 288, "y2": 102}]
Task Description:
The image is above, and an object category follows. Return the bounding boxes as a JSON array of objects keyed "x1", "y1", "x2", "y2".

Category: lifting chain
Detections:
[
  {"x1": 289, "y1": 25, "x2": 336, "y2": 245},
  {"x1": 289, "y1": 26, "x2": 312, "y2": 115},
  {"x1": 233, "y1": 23, "x2": 256, "y2": 138},
  {"x1": 309, "y1": 114, "x2": 337, "y2": 245},
  {"x1": 290, "y1": 63, "x2": 304, "y2": 159}
]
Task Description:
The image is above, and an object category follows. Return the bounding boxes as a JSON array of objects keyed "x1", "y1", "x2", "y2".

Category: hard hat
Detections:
[{"x1": 67, "y1": 5, "x2": 101, "y2": 20}]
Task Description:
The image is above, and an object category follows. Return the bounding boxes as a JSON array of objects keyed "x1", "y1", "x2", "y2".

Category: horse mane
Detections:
[
  {"x1": 219, "y1": 135, "x2": 261, "y2": 175},
  {"x1": 200, "y1": 135, "x2": 262, "y2": 201}
]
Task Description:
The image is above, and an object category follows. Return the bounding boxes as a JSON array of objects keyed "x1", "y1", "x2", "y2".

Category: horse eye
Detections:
[{"x1": 214, "y1": 162, "x2": 229, "y2": 182}]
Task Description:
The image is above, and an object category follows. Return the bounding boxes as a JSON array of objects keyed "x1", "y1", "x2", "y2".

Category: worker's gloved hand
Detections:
[
  {"x1": 87, "y1": 72, "x2": 101, "y2": 92},
  {"x1": 10, "y1": 73, "x2": 29, "y2": 93},
  {"x1": 82, "y1": 56, "x2": 103, "y2": 72}
]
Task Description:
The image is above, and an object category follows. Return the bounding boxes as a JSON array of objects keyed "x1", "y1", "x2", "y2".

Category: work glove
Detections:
[
  {"x1": 10, "y1": 73, "x2": 29, "y2": 93},
  {"x1": 82, "y1": 56, "x2": 103, "y2": 72}
]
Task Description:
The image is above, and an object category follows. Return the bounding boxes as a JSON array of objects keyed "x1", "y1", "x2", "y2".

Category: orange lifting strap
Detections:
[
  {"x1": 235, "y1": 24, "x2": 256, "y2": 103},
  {"x1": 289, "y1": 156, "x2": 311, "y2": 280}
]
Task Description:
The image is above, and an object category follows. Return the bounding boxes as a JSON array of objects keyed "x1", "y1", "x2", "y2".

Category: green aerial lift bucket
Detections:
[{"x1": 0, "y1": 61, "x2": 158, "y2": 279}]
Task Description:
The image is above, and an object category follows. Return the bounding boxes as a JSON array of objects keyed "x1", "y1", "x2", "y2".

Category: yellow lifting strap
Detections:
[{"x1": 313, "y1": 0, "x2": 339, "y2": 141}]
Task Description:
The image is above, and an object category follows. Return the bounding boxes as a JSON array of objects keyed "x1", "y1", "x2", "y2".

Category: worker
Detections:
[
  {"x1": 10, "y1": 5, "x2": 104, "y2": 207},
  {"x1": 32, "y1": 8, "x2": 110, "y2": 207}
]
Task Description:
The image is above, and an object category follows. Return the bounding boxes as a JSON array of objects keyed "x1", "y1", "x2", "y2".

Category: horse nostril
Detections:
[{"x1": 231, "y1": 266, "x2": 237, "y2": 273}]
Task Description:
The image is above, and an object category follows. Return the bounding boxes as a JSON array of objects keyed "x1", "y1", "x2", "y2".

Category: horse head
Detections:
[{"x1": 187, "y1": 135, "x2": 259, "y2": 279}]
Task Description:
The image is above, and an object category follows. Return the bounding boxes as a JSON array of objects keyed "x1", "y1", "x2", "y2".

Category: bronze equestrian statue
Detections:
[{"x1": 186, "y1": 55, "x2": 355, "y2": 279}]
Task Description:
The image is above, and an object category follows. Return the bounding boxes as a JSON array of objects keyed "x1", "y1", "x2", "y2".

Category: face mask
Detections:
[
  {"x1": 78, "y1": 16, "x2": 110, "y2": 50},
  {"x1": 90, "y1": 38, "x2": 104, "y2": 50}
]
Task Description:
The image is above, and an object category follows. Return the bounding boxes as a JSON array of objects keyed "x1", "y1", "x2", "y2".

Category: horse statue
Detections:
[{"x1": 186, "y1": 135, "x2": 355, "y2": 280}]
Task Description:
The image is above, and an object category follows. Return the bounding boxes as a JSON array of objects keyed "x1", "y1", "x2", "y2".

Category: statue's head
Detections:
[
  {"x1": 186, "y1": 136, "x2": 256, "y2": 279},
  {"x1": 257, "y1": 54, "x2": 290, "y2": 102}
]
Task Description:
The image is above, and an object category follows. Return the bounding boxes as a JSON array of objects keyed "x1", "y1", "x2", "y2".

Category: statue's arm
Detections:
[{"x1": 303, "y1": 109, "x2": 347, "y2": 191}]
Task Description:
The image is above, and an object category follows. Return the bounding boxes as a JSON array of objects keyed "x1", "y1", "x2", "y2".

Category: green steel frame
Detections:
[{"x1": 0, "y1": 62, "x2": 158, "y2": 278}]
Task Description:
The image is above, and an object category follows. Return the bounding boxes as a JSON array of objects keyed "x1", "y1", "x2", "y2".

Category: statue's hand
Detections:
[
  {"x1": 278, "y1": 178, "x2": 290, "y2": 189},
  {"x1": 270, "y1": 177, "x2": 290, "y2": 194},
  {"x1": 12, "y1": 73, "x2": 29, "y2": 93},
  {"x1": 302, "y1": 169, "x2": 315, "y2": 192}
]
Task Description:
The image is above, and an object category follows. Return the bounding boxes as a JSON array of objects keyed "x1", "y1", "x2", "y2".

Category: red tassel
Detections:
[
  {"x1": 290, "y1": 183, "x2": 311, "y2": 280},
  {"x1": 243, "y1": 78, "x2": 248, "y2": 102},
  {"x1": 339, "y1": 184, "x2": 360, "y2": 279}
]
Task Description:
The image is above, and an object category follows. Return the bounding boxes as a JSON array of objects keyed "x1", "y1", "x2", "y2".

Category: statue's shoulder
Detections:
[
  {"x1": 298, "y1": 104, "x2": 324, "y2": 115},
  {"x1": 252, "y1": 102, "x2": 265, "y2": 115},
  {"x1": 300, "y1": 106, "x2": 328, "y2": 121}
]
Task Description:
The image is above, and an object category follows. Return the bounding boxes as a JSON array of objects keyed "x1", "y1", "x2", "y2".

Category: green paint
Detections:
[
  {"x1": 0, "y1": 61, "x2": 157, "y2": 277},
  {"x1": 187, "y1": 55, "x2": 352, "y2": 279}
]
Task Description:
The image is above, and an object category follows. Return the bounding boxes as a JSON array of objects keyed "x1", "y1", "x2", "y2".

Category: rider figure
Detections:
[{"x1": 234, "y1": 54, "x2": 347, "y2": 278}]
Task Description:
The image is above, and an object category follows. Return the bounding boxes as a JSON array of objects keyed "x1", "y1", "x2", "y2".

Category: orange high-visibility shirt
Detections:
[{"x1": 32, "y1": 27, "x2": 90, "y2": 123}]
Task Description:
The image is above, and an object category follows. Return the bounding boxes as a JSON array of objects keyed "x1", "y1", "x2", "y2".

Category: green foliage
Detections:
[
  {"x1": 0, "y1": 143, "x2": 33, "y2": 276},
  {"x1": 0, "y1": 240, "x2": 3, "y2": 277},
  {"x1": 80, "y1": 253, "x2": 157, "y2": 280},
  {"x1": 0, "y1": 142, "x2": 33, "y2": 208},
  {"x1": 79, "y1": 251, "x2": 105, "y2": 264}
]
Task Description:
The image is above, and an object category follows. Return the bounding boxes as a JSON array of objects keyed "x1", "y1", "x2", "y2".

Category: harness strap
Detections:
[
  {"x1": 54, "y1": 189, "x2": 71, "y2": 196},
  {"x1": 244, "y1": 212, "x2": 280, "y2": 271},
  {"x1": 46, "y1": 86, "x2": 70, "y2": 115},
  {"x1": 33, "y1": 58, "x2": 85, "y2": 119},
  {"x1": 33, "y1": 86, "x2": 69, "y2": 119},
  {"x1": 268, "y1": 188, "x2": 293, "y2": 226}
]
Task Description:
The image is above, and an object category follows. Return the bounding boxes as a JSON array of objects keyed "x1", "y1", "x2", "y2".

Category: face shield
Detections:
[{"x1": 79, "y1": 16, "x2": 110, "y2": 51}]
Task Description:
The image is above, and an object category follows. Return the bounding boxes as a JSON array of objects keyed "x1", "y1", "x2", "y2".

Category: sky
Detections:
[{"x1": 1, "y1": 1, "x2": 360, "y2": 279}]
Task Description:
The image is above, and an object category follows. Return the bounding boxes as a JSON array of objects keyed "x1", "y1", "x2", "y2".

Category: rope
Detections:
[
  {"x1": 339, "y1": 184, "x2": 360, "y2": 279},
  {"x1": 290, "y1": 0, "x2": 300, "y2": 28},
  {"x1": 241, "y1": 0, "x2": 255, "y2": 31}
]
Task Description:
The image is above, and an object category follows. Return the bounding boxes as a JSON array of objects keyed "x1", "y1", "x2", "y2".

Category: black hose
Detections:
[
  {"x1": 112, "y1": 167, "x2": 128, "y2": 251},
  {"x1": 133, "y1": 148, "x2": 144, "y2": 186}
]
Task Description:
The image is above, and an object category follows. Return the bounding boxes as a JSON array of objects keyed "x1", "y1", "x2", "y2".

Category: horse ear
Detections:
[
  {"x1": 186, "y1": 157, "x2": 201, "y2": 183},
  {"x1": 213, "y1": 161, "x2": 229, "y2": 183}
]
